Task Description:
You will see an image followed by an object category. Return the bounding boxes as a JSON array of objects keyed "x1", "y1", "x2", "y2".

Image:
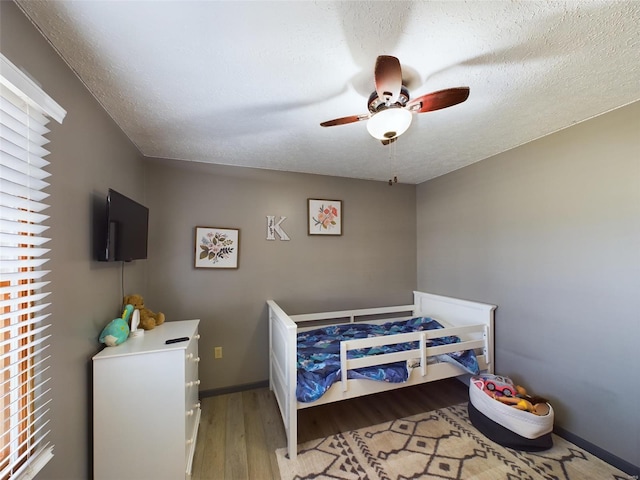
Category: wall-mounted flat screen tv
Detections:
[{"x1": 98, "y1": 189, "x2": 149, "y2": 262}]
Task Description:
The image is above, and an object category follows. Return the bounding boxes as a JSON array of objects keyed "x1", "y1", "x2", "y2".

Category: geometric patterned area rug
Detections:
[{"x1": 276, "y1": 403, "x2": 633, "y2": 480}]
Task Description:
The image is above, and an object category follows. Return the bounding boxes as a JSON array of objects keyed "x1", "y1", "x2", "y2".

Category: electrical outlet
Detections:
[{"x1": 214, "y1": 346, "x2": 223, "y2": 359}]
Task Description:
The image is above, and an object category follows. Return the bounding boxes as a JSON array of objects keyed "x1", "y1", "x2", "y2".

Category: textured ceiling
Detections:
[{"x1": 17, "y1": 1, "x2": 640, "y2": 184}]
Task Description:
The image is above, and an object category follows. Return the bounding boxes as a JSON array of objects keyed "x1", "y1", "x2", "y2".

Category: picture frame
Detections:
[
  {"x1": 307, "y1": 199, "x2": 342, "y2": 236},
  {"x1": 194, "y1": 226, "x2": 240, "y2": 269}
]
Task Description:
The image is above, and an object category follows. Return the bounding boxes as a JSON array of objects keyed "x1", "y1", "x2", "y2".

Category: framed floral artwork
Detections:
[
  {"x1": 194, "y1": 226, "x2": 240, "y2": 268},
  {"x1": 308, "y1": 199, "x2": 342, "y2": 235}
]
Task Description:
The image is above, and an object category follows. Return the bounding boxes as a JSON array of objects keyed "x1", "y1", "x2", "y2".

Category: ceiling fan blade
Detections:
[
  {"x1": 407, "y1": 87, "x2": 470, "y2": 114},
  {"x1": 374, "y1": 55, "x2": 402, "y2": 104},
  {"x1": 320, "y1": 113, "x2": 369, "y2": 127}
]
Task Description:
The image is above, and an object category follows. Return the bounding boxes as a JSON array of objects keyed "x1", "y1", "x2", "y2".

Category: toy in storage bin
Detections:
[{"x1": 468, "y1": 375, "x2": 554, "y2": 451}]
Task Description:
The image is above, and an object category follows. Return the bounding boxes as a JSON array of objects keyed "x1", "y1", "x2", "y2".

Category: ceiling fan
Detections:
[{"x1": 320, "y1": 55, "x2": 470, "y2": 144}]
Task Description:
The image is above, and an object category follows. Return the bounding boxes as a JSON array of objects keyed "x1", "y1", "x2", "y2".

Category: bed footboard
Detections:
[{"x1": 267, "y1": 300, "x2": 298, "y2": 460}]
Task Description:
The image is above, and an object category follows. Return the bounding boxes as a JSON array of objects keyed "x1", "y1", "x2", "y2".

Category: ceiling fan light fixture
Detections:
[{"x1": 366, "y1": 107, "x2": 413, "y2": 140}]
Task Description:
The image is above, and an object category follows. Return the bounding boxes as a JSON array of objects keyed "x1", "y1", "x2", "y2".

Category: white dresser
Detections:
[{"x1": 93, "y1": 319, "x2": 201, "y2": 480}]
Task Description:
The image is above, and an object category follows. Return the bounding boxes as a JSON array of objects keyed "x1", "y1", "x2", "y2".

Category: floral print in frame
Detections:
[
  {"x1": 308, "y1": 199, "x2": 342, "y2": 235},
  {"x1": 194, "y1": 226, "x2": 239, "y2": 268}
]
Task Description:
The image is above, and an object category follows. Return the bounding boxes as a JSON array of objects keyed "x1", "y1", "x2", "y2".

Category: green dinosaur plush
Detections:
[{"x1": 99, "y1": 304, "x2": 134, "y2": 347}]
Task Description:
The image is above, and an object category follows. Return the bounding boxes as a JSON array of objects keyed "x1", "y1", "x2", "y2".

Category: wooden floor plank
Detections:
[
  {"x1": 256, "y1": 388, "x2": 287, "y2": 479},
  {"x1": 225, "y1": 392, "x2": 249, "y2": 479},
  {"x1": 321, "y1": 395, "x2": 377, "y2": 435},
  {"x1": 196, "y1": 394, "x2": 228, "y2": 479},
  {"x1": 242, "y1": 390, "x2": 275, "y2": 480},
  {"x1": 297, "y1": 403, "x2": 343, "y2": 443}
]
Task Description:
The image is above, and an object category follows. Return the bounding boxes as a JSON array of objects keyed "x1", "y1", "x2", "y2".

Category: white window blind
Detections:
[{"x1": 0, "y1": 53, "x2": 65, "y2": 480}]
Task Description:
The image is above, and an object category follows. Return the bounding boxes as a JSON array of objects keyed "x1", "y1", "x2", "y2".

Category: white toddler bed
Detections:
[{"x1": 267, "y1": 291, "x2": 496, "y2": 460}]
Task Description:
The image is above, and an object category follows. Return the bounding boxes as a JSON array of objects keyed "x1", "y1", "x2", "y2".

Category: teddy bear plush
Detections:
[{"x1": 122, "y1": 293, "x2": 165, "y2": 330}]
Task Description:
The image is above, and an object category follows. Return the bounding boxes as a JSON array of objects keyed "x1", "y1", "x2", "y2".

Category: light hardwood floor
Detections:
[{"x1": 190, "y1": 377, "x2": 468, "y2": 480}]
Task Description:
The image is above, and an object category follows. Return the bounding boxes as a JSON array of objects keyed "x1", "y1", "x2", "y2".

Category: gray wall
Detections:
[
  {"x1": 1, "y1": 2, "x2": 147, "y2": 479},
  {"x1": 145, "y1": 159, "x2": 417, "y2": 390},
  {"x1": 416, "y1": 100, "x2": 640, "y2": 467}
]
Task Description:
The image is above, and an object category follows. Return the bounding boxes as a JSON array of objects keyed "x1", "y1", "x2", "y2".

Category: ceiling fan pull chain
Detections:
[
  {"x1": 388, "y1": 137, "x2": 399, "y2": 186},
  {"x1": 388, "y1": 138, "x2": 393, "y2": 185}
]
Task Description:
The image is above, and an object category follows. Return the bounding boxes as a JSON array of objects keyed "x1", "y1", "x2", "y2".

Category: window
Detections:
[{"x1": 0, "y1": 53, "x2": 65, "y2": 479}]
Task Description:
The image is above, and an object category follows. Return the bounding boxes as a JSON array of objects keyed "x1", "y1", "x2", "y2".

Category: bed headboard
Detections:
[
  {"x1": 414, "y1": 291, "x2": 496, "y2": 375},
  {"x1": 413, "y1": 291, "x2": 496, "y2": 327}
]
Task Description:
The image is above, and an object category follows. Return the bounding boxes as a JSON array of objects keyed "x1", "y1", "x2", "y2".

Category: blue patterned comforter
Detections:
[{"x1": 296, "y1": 317, "x2": 479, "y2": 403}]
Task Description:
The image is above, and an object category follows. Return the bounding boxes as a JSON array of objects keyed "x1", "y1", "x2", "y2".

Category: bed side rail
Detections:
[
  {"x1": 291, "y1": 304, "x2": 416, "y2": 325},
  {"x1": 339, "y1": 324, "x2": 486, "y2": 392}
]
